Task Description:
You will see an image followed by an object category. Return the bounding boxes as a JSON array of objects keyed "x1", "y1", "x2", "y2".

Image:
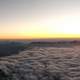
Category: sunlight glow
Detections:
[
  {"x1": 1, "y1": 0, "x2": 80, "y2": 39},
  {"x1": 1, "y1": 15, "x2": 80, "y2": 39}
]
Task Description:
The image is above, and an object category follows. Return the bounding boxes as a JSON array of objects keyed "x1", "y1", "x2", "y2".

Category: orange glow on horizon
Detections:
[{"x1": 1, "y1": 33, "x2": 80, "y2": 39}]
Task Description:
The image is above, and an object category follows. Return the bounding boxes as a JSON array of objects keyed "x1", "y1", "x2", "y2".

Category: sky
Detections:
[{"x1": 0, "y1": 0, "x2": 80, "y2": 39}]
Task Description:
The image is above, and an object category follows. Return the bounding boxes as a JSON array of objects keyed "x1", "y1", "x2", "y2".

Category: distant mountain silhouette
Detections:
[{"x1": 28, "y1": 40, "x2": 80, "y2": 47}]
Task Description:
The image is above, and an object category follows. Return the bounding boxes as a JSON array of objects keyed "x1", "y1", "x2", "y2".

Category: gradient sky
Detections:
[{"x1": 1, "y1": 0, "x2": 80, "y2": 39}]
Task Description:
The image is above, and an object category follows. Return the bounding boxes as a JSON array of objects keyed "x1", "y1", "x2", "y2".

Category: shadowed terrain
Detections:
[
  {"x1": 0, "y1": 41, "x2": 80, "y2": 80},
  {"x1": 0, "y1": 41, "x2": 30, "y2": 57}
]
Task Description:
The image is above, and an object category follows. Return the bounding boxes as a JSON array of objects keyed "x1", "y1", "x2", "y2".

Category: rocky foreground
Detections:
[{"x1": 0, "y1": 46, "x2": 80, "y2": 80}]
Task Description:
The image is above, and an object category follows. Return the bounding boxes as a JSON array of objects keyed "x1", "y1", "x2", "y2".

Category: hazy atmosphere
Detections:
[
  {"x1": 1, "y1": 1, "x2": 80, "y2": 80},
  {"x1": 0, "y1": 0, "x2": 80, "y2": 39}
]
